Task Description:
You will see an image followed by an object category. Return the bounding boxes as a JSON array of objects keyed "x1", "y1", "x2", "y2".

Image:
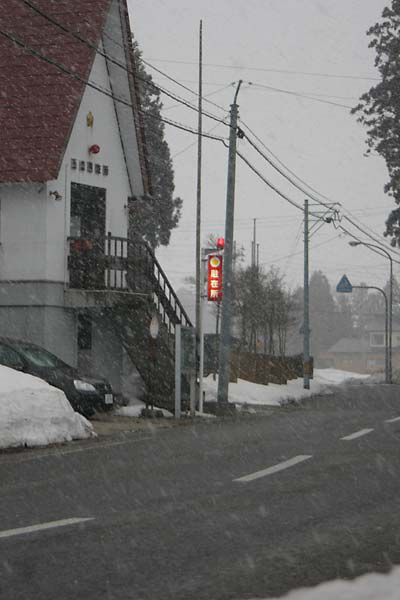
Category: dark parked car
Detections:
[{"x1": 0, "y1": 337, "x2": 114, "y2": 417}]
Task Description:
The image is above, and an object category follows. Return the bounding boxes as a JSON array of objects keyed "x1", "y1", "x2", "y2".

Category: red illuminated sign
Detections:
[{"x1": 207, "y1": 254, "x2": 223, "y2": 302}]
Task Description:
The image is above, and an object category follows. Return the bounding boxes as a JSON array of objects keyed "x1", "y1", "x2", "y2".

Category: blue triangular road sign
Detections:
[{"x1": 336, "y1": 274, "x2": 353, "y2": 293}]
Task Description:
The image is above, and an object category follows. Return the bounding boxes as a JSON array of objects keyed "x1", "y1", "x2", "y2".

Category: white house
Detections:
[{"x1": 0, "y1": 0, "x2": 191, "y2": 403}]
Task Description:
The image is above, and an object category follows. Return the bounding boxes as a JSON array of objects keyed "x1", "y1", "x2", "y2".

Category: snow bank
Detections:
[
  {"x1": 0, "y1": 366, "x2": 95, "y2": 449},
  {"x1": 203, "y1": 368, "x2": 370, "y2": 408},
  {"x1": 254, "y1": 566, "x2": 400, "y2": 600},
  {"x1": 313, "y1": 368, "x2": 370, "y2": 385}
]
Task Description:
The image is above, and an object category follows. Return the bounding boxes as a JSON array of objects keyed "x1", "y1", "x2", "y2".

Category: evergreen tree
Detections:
[
  {"x1": 131, "y1": 42, "x2": 182, "y2": 248},
  {"x1": 352, "y1": 1, "x2": 400, "y2": 245},
  {"x1": 309, "y1": 271, "x2": 337, "y2": 355}
]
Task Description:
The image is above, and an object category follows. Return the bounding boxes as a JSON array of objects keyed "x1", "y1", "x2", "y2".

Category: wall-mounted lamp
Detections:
[
  {"x1": 49, "y1": 190, "x2": 62, "y2": 201},
  {"x1": 89, "y1": 144, "x2": 100, "y2": 155},
  {"x1": 86, "y1": 111, "x2": 94, "y2": 128}
]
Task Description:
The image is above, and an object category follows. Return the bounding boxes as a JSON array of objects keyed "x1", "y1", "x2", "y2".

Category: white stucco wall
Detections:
[
  {"x1": 0, "y1": 184, "x2": 48, "y2": 280},
  {"x1": 0, "y1": 38, "x2": 144, "y2": 283}
]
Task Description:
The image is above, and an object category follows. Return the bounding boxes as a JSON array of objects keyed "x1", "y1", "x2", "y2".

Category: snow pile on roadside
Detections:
[
  {"x1": 0, "y1": 366, "x2": 95, "y2": 449},
  {"x1": 116, "y1": 401, "x2": 215, "y2": 419},
  {"x1": 203, "y1": 368, "x2": 370, "y2": 408},
  {"x1": 255, "y1": 566, "x2": 400, "y2": 600},
  {"x1": 314, "y1": 368, "x2": 370, "y2": 385}
]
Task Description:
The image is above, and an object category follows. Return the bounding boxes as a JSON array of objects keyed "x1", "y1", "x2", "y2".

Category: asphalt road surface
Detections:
[{"x1": 1, "y1": 383, "x2": 400, "y2": 599}]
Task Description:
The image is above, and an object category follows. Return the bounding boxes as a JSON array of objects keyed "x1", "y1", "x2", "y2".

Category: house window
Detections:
[
  {"x1": 78, "y1": 314, "x2": 92, "y2": 350},
  {"x1": 95, "y1": 164, "x2": 101, "y2": 174},
  {"x1": 102, "y1": 165, "x2": 109, "y2": 176},
  {"x1": 370, "y1": 333, "x2": 385, "y2": 347},
  {"x1": 87, "y1": 162, "x2": 93, "y2": 173},
  {"x1": 79, "y1": 161, "x2": 85, "y2": 172},
  {"x1": 71, "y1": 158, "x2": 77, "y2": 170}
]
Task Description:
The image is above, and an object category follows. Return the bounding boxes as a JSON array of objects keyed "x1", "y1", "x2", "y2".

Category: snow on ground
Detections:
[
  {"x1": 313, "y1": 368, "x2": 370, "y2": 385},
  {"x1": 116, "y1": 403, "x2": 174, "y2": 418},
  {"x1": 253, "y1": 566, "x2": 400, "y2": 600},
  {"x1": 0, "y1": 366, "x2": 95, "y2": 449},
  {"x1": 203, "y1": 368, "x2": 370, "y2": 408}
]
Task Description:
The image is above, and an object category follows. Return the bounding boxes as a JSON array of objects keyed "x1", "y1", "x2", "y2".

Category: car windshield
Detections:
[{"x1": 14, "y1": 344, "x2": 65, "y2": 369}]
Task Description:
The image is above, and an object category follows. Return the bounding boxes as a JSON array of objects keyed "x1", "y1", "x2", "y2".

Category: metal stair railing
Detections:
[{"x1": 68, "y1": 233, "x2": 193, "y2": 334}]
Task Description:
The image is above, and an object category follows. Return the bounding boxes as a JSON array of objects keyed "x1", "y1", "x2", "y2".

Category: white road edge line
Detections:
[
  {"x1": 234, "y1": 455, "x2": 313, "y2": 483},
  {"x1": 0, "y1": 517, "x2": 94, "y2": 540},
  {"x1": 385, "y1": 416, "x2": 400, "y2": 423},
  {"x1": 340, "y1": 428, "x2": 374, "y2": 441}
]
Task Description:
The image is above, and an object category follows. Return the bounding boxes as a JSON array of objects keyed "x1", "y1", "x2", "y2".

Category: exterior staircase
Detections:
[{"x1": 68, "y1": 234, "x2": 193, "y2": 411}]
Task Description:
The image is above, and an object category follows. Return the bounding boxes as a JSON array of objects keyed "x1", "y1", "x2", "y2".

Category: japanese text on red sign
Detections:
[{"x1": 207, "y1": 254, "x2": 223, "y2": 302}]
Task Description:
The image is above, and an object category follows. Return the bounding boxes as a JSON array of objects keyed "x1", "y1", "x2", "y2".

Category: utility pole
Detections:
[
  {"x1": 217, "y1": 80, "x2": 242, "y2": 409},
  {"x1": 195, "y1": 20, "x2": 203, "y2": 409},
  {"x1": 252, "y1": 218, "x2": 257, "y2": 267},
  {"x1": 303, "y1": 199, "x2": 310, "y2": 390}
]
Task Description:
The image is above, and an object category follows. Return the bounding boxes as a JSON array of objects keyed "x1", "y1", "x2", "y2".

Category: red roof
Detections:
[{"x1": 0, "y1": 0, "x2": 113, "y2": 183}]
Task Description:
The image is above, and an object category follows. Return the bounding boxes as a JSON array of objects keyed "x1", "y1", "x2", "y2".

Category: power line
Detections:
[
  {"x1": 239, "y1": 119, "x2": 337, "y2": 205},
  {"x1": 162, "y1": 84, "x2": 231, "y2": 113},
  {"x1": 12, "y1": 0, "x2": 399, "y2": 262},
  {"x1": 242, "y1": 131, "x2": 338, "y2": 211},
  {"x1": 18, "y1": 0, "x2": 229, "y2": 128},
  {"x1": 145, "y1": 58, "x2": 379, "y2": 82},
  {"x1": 142, "y1": 58, "x2": 231, "y2": 113},
  {"x1": 337, "y1": 223, "x2": 400, "y2": 265},
  {"x1": 172, "y1": 121, "x2": 226, "y2": 158},
  {"x1": 239, "y1": 121, "x2": 400, "y2": 259},
  {"x1": 235, "y1": 148, "x2": 311, "y2": 215},
  {"x1": 246, "y1": 81, "x2": 353, "y2": 110},
  {"x1": 0, "y1": 27, "x2": 229, "y2": 144},
  {"x1": 341, "y1": 214, "x2": 400, "y2": 259}
]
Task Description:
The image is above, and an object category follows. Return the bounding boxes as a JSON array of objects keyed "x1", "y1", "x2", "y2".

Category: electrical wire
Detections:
[
  {"x1": 12, "y1": 0, "x2": 400, "y2": 262},
  {"x1": 246, "y1": 81, "x2": 353, "y2": 110},
  {"x1": 18, "y1": 0, "x2": 230, "y2": 127},
  {"x1": 162, "y1": 84, "x2": 231, "y2": 113},
  {"x1": 142, "y1": 58, "x2": 231, "y2": 113},
  {"x1": 0, "y1": 27, "x2": 229, "y2": 144},
  {"x1": 144, "y1": 58, "x2": 379, "y2": 82},
  {"x1": 172, "y1": 121, "x2": 226, "y2": 158},
  {"x1": 235, "y1": 148, "x2": 317, "y2": 216},
  {"x1": 243, "y1": 131, "x2": 338, "y2": 211},
  {"x1": 239, "y1": 122, "x2": 400, "y2": 259}
]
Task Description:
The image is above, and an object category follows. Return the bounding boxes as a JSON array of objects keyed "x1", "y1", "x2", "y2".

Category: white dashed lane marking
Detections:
[
  {"x1": 385, "y1": 416, "x2": 400, "y2": 423},
  {"x1": 340, "y1": 428, "x2": 374, "y2": 441},
  {"x1": 0, "y1": 517, "x2": 94, "y2": 540},
  {"x1": 234, "y1": 455, "x2": 313, "y2": 483}
]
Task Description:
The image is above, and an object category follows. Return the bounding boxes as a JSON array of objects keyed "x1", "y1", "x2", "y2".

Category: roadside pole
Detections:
[
  {"x1": 217, "y1": 80, "x2": 242, "y2": 409},
  {"x1": 175, "y1": 323, "x2": 181, "y2": 419},
  {"x1": 198, "y1": 250, "x2": 206, "y2": 414},
  {"x1": 303, "y1": 199, "x2": 310, "y2": 390},
  {"x1": 195, "y1": 21, "x2": 203, "y2": 411}
]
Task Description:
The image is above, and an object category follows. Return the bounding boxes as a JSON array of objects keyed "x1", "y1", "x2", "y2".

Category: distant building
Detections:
[{"x1": 320, "y1": 315, "x2": 400, "y2": 374}]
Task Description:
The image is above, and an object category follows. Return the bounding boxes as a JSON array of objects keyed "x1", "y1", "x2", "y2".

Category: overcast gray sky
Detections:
[{"x1": 128, "y1": 0, "x2": 394, "y2": 292}]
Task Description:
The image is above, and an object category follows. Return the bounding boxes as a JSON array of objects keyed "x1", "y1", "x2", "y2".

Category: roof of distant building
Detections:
[
  {"x1": 0, "y1": 0, "x2": 149, "y2": 187},
  {"x1": 325, "y1": 337, "x2": 370, "y2": 354}
]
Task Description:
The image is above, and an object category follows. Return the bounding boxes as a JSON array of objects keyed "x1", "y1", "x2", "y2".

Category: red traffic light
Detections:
[{"x1": 216, "y1": 237, "x2": 225, "y2": 249}]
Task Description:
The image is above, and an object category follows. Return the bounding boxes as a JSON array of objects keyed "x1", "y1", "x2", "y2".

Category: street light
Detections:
[
  {"x1": 348, "y1": 241, "x2": 393, "y2": 383},
  {"x1": 337, "y1": 274, "x2": 389, "y2": 384}
]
